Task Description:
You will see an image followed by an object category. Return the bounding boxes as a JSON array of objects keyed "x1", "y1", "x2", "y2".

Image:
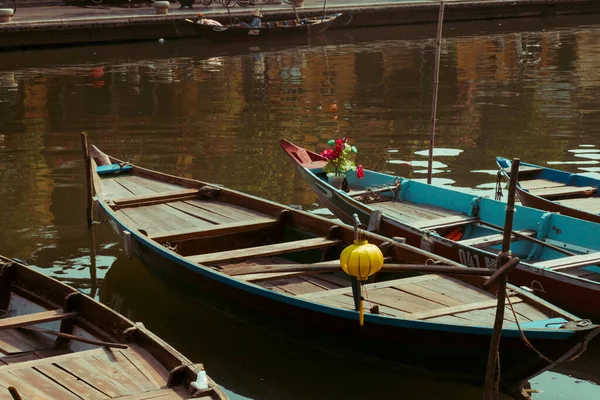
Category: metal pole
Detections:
[
  {"x1": 427, "y1": 1, "x2": 445, "y2": 185},
  {"x1": 484, "y1": 159, "x2": 520, "y2": 400}
]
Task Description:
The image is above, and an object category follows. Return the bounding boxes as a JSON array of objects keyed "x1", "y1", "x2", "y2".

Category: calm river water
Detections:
[{"x1": 1, "y1": 14, "x2": 600, "y2": 400}]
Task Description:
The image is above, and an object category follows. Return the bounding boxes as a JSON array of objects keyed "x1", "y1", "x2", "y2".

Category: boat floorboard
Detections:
[
  {"x1": 115, "y1": 199, "x2": 274, "y2": 236},
  {"x1": 370, "y1": 201, "x2": 461, "y2": 225},
  {"x1": 100, "y1": 174, "x2": 187, "y2": 201},
  {"x1": 0, "y1": 345, "x2": 179, "y2": 400},
  {"x1": 519, "y1": 179, "x2": 566, "y2": 191},
  {"x1": 555, "y1": 197, "x2": 600, "y2": 214}
]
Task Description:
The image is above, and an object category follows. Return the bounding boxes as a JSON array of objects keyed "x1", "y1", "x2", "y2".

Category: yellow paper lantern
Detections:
[
  {"x1": 340, "y1": 239, "x2": 384, "y2": 326},
  {"x1": 340, "y1": 240, "x2": 384, "y2": 281}
]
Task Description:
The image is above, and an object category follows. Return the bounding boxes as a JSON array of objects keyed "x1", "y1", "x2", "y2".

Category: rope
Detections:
[
  {"x1": 171, "y1": 19, "x2": 184, "y2": 38},
  {"x1": 505, "y1": 292, "x2": 555, "y2": 364},
  {"x1": 495, "y1": 170, "x2": 503, "y2": 201}
]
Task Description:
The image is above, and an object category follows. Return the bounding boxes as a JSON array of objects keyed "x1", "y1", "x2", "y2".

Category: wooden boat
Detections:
[
  {"x1": 185, "y1": 14, "x2": 341, "y2": 43},
  {"x1": 0, "y1": 255, "x2": 227, "y2": 400},
  {"x1": 281, "y1": 139, "x2": 600, "y2": 320},
  {"x1": 85, "y1": 143, "x2": 599, "y2": 394},
  {"x1": 496, "y1": 157, "x2": 600, "y2": 223}
]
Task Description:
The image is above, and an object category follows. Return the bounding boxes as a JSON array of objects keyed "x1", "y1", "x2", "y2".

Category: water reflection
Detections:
[{"x1": 1, "y1": 14, "x2": 600, "y2": 399}]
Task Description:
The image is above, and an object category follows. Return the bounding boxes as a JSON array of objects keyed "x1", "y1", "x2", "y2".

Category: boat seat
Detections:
[
  {"x1": 414, "y1": 215, "x2": 479, "y2": 230},
  {"x1": 0, "y1": 310, "x2": 77, "y2": 330},
  {"x1": 459, "y1": 230, "x2": 537, "y2": 248},
  {"x1": 150, "y1": 218, "x2": 278, "y2": 243},
  {"x1": 111, "y1": 189, "x2": 199, "y2": 208},
  {"x1": 530, "y1": 185, "x2": 597, "y2": 199},
  {"x1": 186, "y1": 237, "x2": 342, "y2": 266},
  {"x1": 533, "y1": 253, "x2": 600, "y2": 270}
]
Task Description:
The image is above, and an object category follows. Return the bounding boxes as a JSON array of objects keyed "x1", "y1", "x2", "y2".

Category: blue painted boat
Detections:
[
  {"x1": 87, "y1": 144, "x2": 598, "y2": 395},
  {"x1": 496, "y1": 157, "x2": 600, "y2": 224},
  {"x1": 281, "y1": 140, "x2": 600, "y2": 321}
]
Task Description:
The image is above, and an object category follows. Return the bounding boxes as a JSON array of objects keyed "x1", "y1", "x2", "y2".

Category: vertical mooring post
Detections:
[
  {"x1": 484, "y1": 158, "x2": 520, "y2": 400},
  {"x1": 81, "y1": 132, "x2": 93, "y2": 226},
  {"x1": 427, "y1": 0, "x2": 445, "y2": 185}
]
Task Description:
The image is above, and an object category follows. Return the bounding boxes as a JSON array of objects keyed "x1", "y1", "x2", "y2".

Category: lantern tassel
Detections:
[{"x1": 359, "y1": 297, "x2": 364, "y2": 326}]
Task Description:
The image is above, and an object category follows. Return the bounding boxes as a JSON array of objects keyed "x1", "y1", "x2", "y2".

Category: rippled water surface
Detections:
[{"x1": 1, "y1": 14, "x2": 600, "y2": 399}]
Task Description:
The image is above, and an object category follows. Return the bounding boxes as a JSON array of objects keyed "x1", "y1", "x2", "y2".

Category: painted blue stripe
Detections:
[{"x1": 98, "y1": 199, "x2": 578, "y2": 340}]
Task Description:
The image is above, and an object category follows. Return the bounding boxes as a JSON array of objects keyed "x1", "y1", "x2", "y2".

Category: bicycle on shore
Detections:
[
  {"x1": 198, "y1": 0, "x2": 252, "y2": 7},
  {"x1": 0, "y1": 0, "x2": 18, "y2": 14}
]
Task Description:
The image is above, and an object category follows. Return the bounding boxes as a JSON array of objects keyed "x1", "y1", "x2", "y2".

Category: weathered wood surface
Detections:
[
  {"x1": 0, "y1": 310, "x2": 77, "y2": 330},
  {"x1": 187, "y1": 238, "x2": 342, "y2": 265}
]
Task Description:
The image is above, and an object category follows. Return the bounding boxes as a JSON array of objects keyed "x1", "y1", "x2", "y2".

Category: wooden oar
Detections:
[
  {"x1": 476, "y1": 220, "x2": 576, "y2": 256},
  {"x1": 21, "y1": 326, "x2": 128, "y2": 349},
  {"x1": 227, "y1": 262, "x2": 493, "y2": 277}
]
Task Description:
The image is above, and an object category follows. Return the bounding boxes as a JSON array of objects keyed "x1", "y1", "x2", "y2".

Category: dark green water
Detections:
[{"x1": 1, "y1": 14, "x2": 600, "y2": 399}]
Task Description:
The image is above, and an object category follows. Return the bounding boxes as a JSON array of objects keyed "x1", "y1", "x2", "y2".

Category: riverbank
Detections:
[{"x1": 1, "y1": 0, "x2": 599, "y2": 49}]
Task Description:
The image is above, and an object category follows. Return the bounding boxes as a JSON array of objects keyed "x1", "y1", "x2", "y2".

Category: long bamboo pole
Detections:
[
  {"x1": 484, "y1": 159, "x2": 520, "y2": 400},
  {"x1": 427, "y1": 1, "x2": 445, "y2": 185},
  {"x1": 291, "y1": 0, "x2": 300, "y2": 22},
  {"x1": 81, "y1": 132, "x2": 93, "y2": 226}
]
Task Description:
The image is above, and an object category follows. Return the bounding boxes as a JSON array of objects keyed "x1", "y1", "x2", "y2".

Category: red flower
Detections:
[
  {"x1": 320, "y1": 149, "x2": 335, "y2": 160},
  {"x1": 356, "y1": 165, "x2": 364, "y2": 179}
]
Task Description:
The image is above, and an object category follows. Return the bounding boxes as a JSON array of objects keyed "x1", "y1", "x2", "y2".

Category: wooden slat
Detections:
[
  {"x1": 518, "y1": 179, "x2": 566, "y2": 190},
  {"x1": 534, "y1": 252, "x2": 600, "y2": 270},
  {"x1": 35, "y1": 363, "x2": 110, "y2": 399},
  {"x1": 114, "y1": 176, "x2": 157, "y2": 196},
  {"x1": 258, "y1": 277, "x2": 327, "y2": 296},
  {"x1": 91, "y1": 350, "x2": 157, "y2": 393},
  {"x1": 0, "y1": 310, "x2": 77, "y2": 330},
  {"x1": 0, "y1": 371, "x2": 52, "y2": 399},
  {"x1": 0, "y1": 348, "x2": 108, "y2": 373},
  {"x1": 112, "y1": 189, "x2": 199, "y2": 208},
  {"x1": 120, "y1": 347, "x2": 168, "y2": 389},
  {"x1": 557, "y1": 197, "x2": 600, "y2": 213},
  {"x1": 100, "y1": 178, "x2": 135, "y2": 199},
  {"x1": 407, "y1": 297, "x2": 523, "y2": 320},
  {"x1": 185, "y1": 199, "x2": 271, "y2": 222},
  {"x1": 55, "y1": 358, "x2": 130, "y2": 397},
  {"x1": 0, "y1": 331, "x2": 36, "y2": 354},
  {"x1": 114, "y1": 387, "x2": 189, "y2": 400},
  {"x1": 167, "y1": 201, "x2": 236, "y2": 224},
  {"x1": 300, "y1": 275, "x2": 442, "y2": 300},
  {"x1": 126, "y1": 175, "x2": 186, "y2": 194},
  {"x1": 414, "y1": 215, "x2": 479, "y2": 230},
  {"x1": 187, "y1": 237, "x2": 342, "y2": 266},
  {"x1": 531, "y1": 185, "x2": 597, "y2": 199},
  {"x1": 459, "y1": 230, "x2": 536, "y2": 247},
  {"x1": 150, "y1": 217, "x2": 278, "y2": 242},
  {"x1": 366, "y1": 287, "x2": 448, "y2": 314},
  {"x1": 9, "y1": 367, "x2": 81, "y2": 399}
]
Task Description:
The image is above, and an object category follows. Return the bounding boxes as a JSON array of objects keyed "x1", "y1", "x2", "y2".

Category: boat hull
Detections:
[
  {"x1": 96, "y1": 201, "x2": 593, "y2": 390},
  {"x1": 496, "y1": 157, "x2": 600, "y2": 224},
  {"x1": 282, "y1": 142, "x2": 600, "y2": 321},
  {"x1": 188, "y1": 14, "x2": 340, "y2": 43}
]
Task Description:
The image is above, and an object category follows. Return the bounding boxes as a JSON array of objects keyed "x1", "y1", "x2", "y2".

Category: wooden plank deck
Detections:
[
  {"x1": 555, "y1": 197, "x2": 600, "y2": 213},
  {"x1": 370, "y1": 201, "x2": 460, "y2": 225},
  {"x1": 0, "y1": 346, "x2": 182, "y2": 400},
  {"x1": 530, "y1": 185, "x2": 597, "y2": 199}
]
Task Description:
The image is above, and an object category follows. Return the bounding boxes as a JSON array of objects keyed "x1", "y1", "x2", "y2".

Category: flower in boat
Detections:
[{"x1": 320, "y1": 137, "x2": 362, "y2": 178}]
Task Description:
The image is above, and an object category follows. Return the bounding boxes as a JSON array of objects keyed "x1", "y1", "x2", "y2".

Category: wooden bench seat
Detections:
[
  {"x1": 111, "y1": 189, "x2": 199, "y2": 208},
  {"x1": 534, "y1": 252, "x2": 600, "y2": 270},
  {"x1": 0, "y1": 310, "x2": 77, "y2": 330},
  {"x1": 459, "y1": 230, "x2": 536, "y2": 248},
  {"x1": 414, "y1": 215, "x2": 479, "y2": 230},
  {"x1": 187, "y1": 237, "x2": 342, "y2": 266},
  {"x1": 530, "y1": 185, "x2": 597, "y2": 199},
  {"x1": 149, "y1": 218, "x2": 278, "y2": 242},
  {"x1": 519, "y1": 179, "x2": 566, "y2": 191}
]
